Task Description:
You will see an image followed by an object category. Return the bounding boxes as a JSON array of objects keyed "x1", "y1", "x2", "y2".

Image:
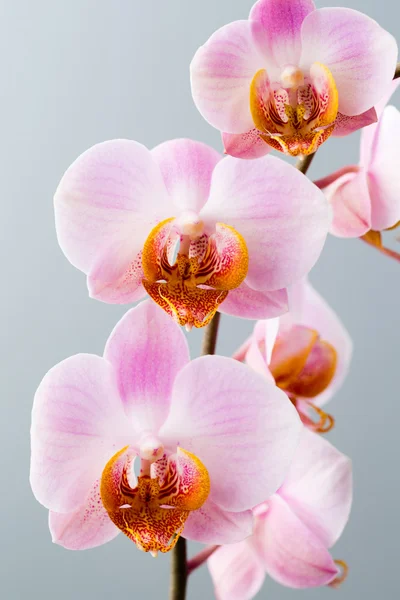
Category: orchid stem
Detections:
[
  {"x1": 169, "y1": 313, "x2": 222, "y2": 600},
  {"x1": 201, "y1": 312, "x2": 221, "y2": 355},
  {"x1": 169, "y1": 537, "x2": 188, "y2": 600},
  {"x1": 295, "y1": 152, "x2": 316, "y2": 175},
  {"x1": 187, "y1": 545, "x2": 219, "y2": 575},
  {"x1": 395, "y1": 62, "x2": 400, "y2": 80}
]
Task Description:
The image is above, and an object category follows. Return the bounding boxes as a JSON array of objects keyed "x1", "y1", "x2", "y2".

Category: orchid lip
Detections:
[
  {"x1": 100, "y1": 445, "x2": 210, "y2": 553},
  {"x1": 141, "y1": 217, "x2": 249, "y2": 328}
]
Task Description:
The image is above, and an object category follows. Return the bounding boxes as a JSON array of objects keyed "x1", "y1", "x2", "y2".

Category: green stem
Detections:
[{"x1": 295, "y1": 152, "x2": 316, "y2": 175}]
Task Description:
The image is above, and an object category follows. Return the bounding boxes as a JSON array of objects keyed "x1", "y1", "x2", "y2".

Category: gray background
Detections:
[{"x1": 0, "y1": 0, "x2": 398, "y2": 598}]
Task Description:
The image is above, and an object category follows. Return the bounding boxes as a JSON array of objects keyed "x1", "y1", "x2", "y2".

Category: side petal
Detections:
[
  {"x1": 250, "y1": 0, "x2": 315, "y2": 69},
  {"x1": 190, "y1": 20, "x2": 264, "y2": 133},
  {"x1": 279, "y1": 429, "x2": 353, "y2": 548},
  {"x1": 202, "y1": 155, "x2": 330, "y2": 291},
  {"x1": 218, "y1": 283, "x2": 289, "y2": 320},
  {"x1": 103, "y1": 301, "x2": 190, "y2": 432},
  {"x1": 222, "y1": 129, "x2": 271, "y2": 160},
  {"x1": 332, "y1": 108, "x2": 377, "y2": 138},
  {"x1": 54, "y1": 139, "x2": 172, "y2": 274},
  {"x1": 49, "y1": 479, "x2": 119, "y2": 550},
  {"x1": 300, "y1": 8, "x2": 398, "y2": 116},
  {"x1": 160, "y1": 356, "x2": 302, "y2": 512},
  {"x1": 208, "y1": 541, "x2": 265, "y2": 600},
  {"x1": 258, "y1": 495, "x2": 339, "y2": 588},
  {"x1": 30, "y1": 354, "x2": 131, "y2": 513},
  {"x1": 367, "y1": 106, "x2": 400, "y2": 230},
  {"x1": 151, "y1": 139, "x2": 221, "y2": 214},
  {"x1": 325, "y1": 170, "x2": 372, "y2": 239},
  {"x1": 183, "y1": 499, "x2": 253, "y2": 545},
  {"x1": 288, "y1": 280, "x2": 353, "y2": 406}
]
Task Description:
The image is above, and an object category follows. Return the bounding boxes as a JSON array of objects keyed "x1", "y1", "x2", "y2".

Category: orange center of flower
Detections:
[
  {"x1": 269, "y1": 324, "x2": 337, "y2": 433},
  {"x1": 141, "y1": 217, "x2": 249, "y2": 329},
  {"x1": 250, "y1": 62, "x2": 339, "y2": 156},
  {"x1": 100, "y1": 445, "x2": 210, "y2": 554}
]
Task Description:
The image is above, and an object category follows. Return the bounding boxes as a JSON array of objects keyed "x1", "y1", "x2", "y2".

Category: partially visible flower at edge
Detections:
[
  {"x1": 190, "y1": 0, "x2": 397, "y2": 157},
  {"x1": 30, "y1": 300, "x2": 302, "y2": 553},
  {"x1": 54, "y1": 138, "x2": 330, "y2": 329},
  {"x1": 208, "y1": 428, "x2": 352, "y2": 599},
  {"x1": 234, "y1": 279, "x2": 352, "y2": 432},
  {"x1": 321, "y1": 81, "x2": 400, "y2": 253}
]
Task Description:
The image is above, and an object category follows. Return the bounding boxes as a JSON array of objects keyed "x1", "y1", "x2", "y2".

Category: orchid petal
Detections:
[
  {"x1": 183, "y1": 499, "x2": 253, "y2": 545},
  {"x1": 300, "y1": 8, "x2": 398, "y2": 116},
  {"x1": 160, "y1": 355, "x2": 302, "y2": 512},
  {"x1": 54, "y1": 139, "x2": 172, "y2": 275},
  {"x1": 151, "y1": 139, "x2": 221, "y2": 214},
  {"x1": 190, "y1": 20, "x2": 264, "y2": 133},
  {"x1": 250, "y1": 0, "x2": 315, "y2": 70},
  {"x1": 367, "y1": 106, "x2": 400, "y2": 230},
  {"x1": 222, "y1": 129, "x2": 271, "y2": 159},
  {"x1": 49, "y1": 480, "x2": 119, "y2": 550},
  {"x1": 30, "y1": 354, "x2": 131, "y2": 513},
  {"x1": 258, "y1": 495, "x2": 338, "y2": 588},
  {"x1": 280, "y1": 429, "x2": 352, "y2": 548},
  {"x1": 326, "y1": 170, "x2": 372, "y2": 239},
  {"x1": 333, "y1": 108, "x2": 377, "y2": 138},
  {"x1": 104, "y1": 301, "x2": 190, "y2": 431},
  {"x1": 202, "y1": 155, "x2": 330, "y2": 291},
  {"x1": 208, "y1": 541, "x2": 265, "y2": 600},
  {"x1": 219, "y1": 283, "x2": 289, "y2": 320}
]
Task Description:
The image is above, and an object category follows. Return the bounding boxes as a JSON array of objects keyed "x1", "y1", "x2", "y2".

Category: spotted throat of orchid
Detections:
[
  {"x1": 100, "y1": 437, "x2": 210, "y2": 555},
  {"x1": 250, "y1": 62, "x2": 338, "y2": 156},
  {"x1": 141, "y1": 214, "x2": 249, "y2": 330},
  {"x1": 269, "y1": 324, "x2": 337, "y2": 433}
]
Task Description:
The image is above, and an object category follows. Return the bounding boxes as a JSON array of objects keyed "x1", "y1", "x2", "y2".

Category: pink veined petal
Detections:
[
  {"x1": 218, "y1": 283, "x2": 289, "y2": 320},
  {"x1": 250, "y1": 0, "x2": 315, "y2": 70},
  {"x1": 245, "y1": 321, "x2": 273, "y2": 382},
  {"x1": 151, "y1": 139, "x2": 221, "y2": 214},
  {"x1": 326, "y1": 170, "x2": 372, "y2": 239},
  {"x1": 87, "y1": 243, "x2": 147, "y2": 305},
  {"x1": 222, "y1": 129, "x2": 271, "y2": 159},
  {"x1": 208, "y1": 541, "x2": 265, "y2": 600},
  {"x1": 300, "y1": 8, "x2": 398, "y2": 116},
  {"x1": 49, "y1": 479, "x2": 120, "y2": 550},
  {"x1": 360, "y1": 80, "x2": 400, "y2": 167},
  {"x1": 103, "y1": 301, "x2": 190, "y2": 432},
  {"x1": 160, "y1": 355, "x2": 302, "y2": 512},
  {"x1": 279, "y1": 429, "x2": 353, "y2": 548},
  {"x1": 257, "y1": 495, "x2": 339, "y2": 589},
  {"x1": 202, "y1": 155, "x2": 330, "y2": 291},
  {"x1": 288, "y1": 280, "x2": 353, "y2": 406},
  {"x1": 190, "y1": 20, "x2": 264, "y2": 133},
  {"x1": 30, "y1": 354, "x2": 131, "y2": 513},
  {"x1": 183, "y1": 498, "x2": 253, "y2": 545},
  {"x1": 332, "y1": 108, "x2": 377, "y2": 138},
  {"x1": 54, "y1": 139, "x2": 173, "y2": 274},
  {"x1": 367, "y1": 106, "x2": 400, "y2": 230}
]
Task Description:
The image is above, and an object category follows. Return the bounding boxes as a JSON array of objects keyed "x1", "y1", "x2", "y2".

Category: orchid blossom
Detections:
[
  {"x1": 320, "y1": 82, "x2": 400, "y2": 256},
  {"x1": 54, "y1": 138, "x2": 329, "y2": 328},
  {"x1": 30, "y1": 301, "x2": 302, "y2": 553},
  {"x1": 208, "y1": 428, "x2": 352, "y2": 598},
  {"x1": 234, "y1": 279, "x2": 352, "y2": 432},
  {"x1": 190, "y1": 0, "x2": 397, "y2": 157}
]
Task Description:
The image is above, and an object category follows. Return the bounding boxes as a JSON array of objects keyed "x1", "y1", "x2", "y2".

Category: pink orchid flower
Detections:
[
  {"x1": 234, "y1": 279, "x2": 352, "y2": 432},
  {"x1": 54, "y1": 138, "x2": 329, "y2": 329},
  {"x1": 208, "y1": 428, "x2": 352, "y2": 597},
  {"x1": 190, "y1": 0, "x2": 397, "y2": 158},
  {"x1": 30, "y1": 301, "x2": 302, "y2": 553},
  {"x1": 322, "y1": 82, "x2": 400, "y2": 250}
]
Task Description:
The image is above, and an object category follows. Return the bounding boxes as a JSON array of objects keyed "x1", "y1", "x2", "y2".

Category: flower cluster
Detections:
[{"x1": 30, "y1": 0, "x2": 398, "y2": 598}]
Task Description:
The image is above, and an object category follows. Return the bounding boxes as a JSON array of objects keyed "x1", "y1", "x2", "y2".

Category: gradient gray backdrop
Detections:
[{"x1": 1, "y1": 1, "x2": 399, "y2": 598}]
